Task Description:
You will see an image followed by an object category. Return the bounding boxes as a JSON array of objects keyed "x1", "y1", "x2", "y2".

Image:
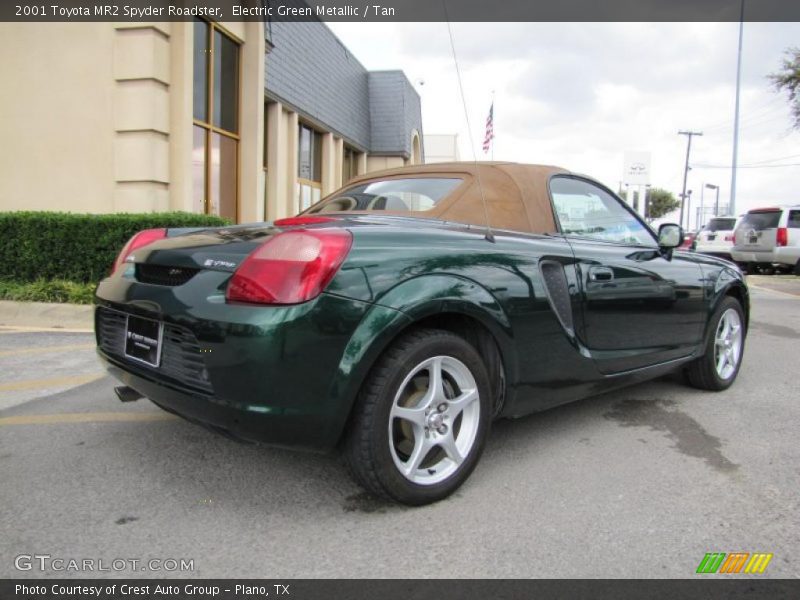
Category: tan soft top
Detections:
[{"x1": 319, "y1": 162, "x2": 569, "y2": 234}]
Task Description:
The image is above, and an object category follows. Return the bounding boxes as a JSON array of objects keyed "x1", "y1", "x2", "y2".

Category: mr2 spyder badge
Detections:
[{"x1": 203, "y1": 258, "x2": 237, "y2": 269}]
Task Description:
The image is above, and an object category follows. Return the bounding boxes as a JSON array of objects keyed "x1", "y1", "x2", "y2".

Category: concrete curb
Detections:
[{"x1": 0, "y1": 300, "x2": 93, "y2": 331}]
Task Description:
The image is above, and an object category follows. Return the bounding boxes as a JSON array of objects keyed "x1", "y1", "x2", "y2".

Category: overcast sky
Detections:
[{"x1": 329, "y1": 22, "x2": 800, "y2": 227}]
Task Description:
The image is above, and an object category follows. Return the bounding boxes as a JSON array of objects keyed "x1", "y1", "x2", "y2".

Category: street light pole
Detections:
[
  {"x1": 678, "y1": 130, "x2": 703, "y2": 229},
  {"x1": 686, "y1": 190, "x2": 693, "y2": 231},
  {"x1": 729, "y1": 0, "x2": 745, "y2": 217},
  {"x1": 704, "y1": 183, "x2": 720, "y2": 218},
  {"x1": 700, "y1": 184, "x2": 705, "y2": 228}
]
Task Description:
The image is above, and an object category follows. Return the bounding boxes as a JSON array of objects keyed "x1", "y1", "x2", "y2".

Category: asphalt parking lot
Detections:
[{"x1": 1, "y1": 278, "x2": 798, "y2": 579}]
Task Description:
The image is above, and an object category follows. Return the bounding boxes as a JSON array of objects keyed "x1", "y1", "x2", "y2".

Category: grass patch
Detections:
[{"x1": 0, "y1": 279, "x2": 96, "y2": 305}]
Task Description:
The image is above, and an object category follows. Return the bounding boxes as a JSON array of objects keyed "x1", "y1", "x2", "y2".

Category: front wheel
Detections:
[
  {"x1": 343, "y1": 329, "x2": 491, "y2": 505},
  {"x1": 685, "y1": 297, "x2": 745, "y2": 391}
]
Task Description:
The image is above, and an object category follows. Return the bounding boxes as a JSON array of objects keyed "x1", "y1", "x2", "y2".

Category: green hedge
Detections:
[
  {"x1": 0, "y1": 212, "x2": 231, "y2": 284},
  {"x1": 0, "y1": 279, "x2": 96, "y2": 305}
]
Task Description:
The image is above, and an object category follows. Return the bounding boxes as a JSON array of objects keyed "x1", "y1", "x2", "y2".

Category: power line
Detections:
[
  {"x1": 706, "y1": 112, "x2": 788, "y2": 135},
  {"x1": 693, "y1": 162, "x2": 800, "y2": 169},
  {"x1": 692, "y1": 151, "x2": 800, "y2": 168},
  {"x1": 735, "y1": 151, "x2": 800, "y2": 165},
  {"x1": 700, "y1": 95, "x2": 785, "y2": 133}
]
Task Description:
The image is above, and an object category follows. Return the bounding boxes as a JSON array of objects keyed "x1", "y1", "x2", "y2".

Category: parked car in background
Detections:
[
  {"x1": 731, "y1": 206, "x2": 800, "y2": 274},
  {"x1": 693, "y1": 216, "x2": 739, "y2": 260},
  {"x1": 94, "y1": 163, "x2": 750, "y2": 505},
  {"x1": 680, "y1": 230, "x2": 697, "y2": 250}
]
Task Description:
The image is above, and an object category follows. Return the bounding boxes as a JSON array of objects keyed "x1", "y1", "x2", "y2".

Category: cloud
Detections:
[{"x1": 327, "y1": 21, "x2": 800, "y2": 222}]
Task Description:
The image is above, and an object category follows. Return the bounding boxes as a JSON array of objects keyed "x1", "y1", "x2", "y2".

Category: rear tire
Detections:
[
  {"x1": 685, "y1": 297, "x2": 745, "y2": 391},
  {"x1": 343, "y1": 328, "x2": 491, "y2": 506}
]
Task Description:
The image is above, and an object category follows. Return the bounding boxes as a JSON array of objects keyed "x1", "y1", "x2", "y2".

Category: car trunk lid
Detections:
[{"x1": 129, "y1": 224, "x2": 278, "y2": 276}]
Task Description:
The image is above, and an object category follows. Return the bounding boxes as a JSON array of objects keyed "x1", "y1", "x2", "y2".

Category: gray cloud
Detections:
[{"x1": 329, "y1": 21, "x2": 800, "y2": 216}]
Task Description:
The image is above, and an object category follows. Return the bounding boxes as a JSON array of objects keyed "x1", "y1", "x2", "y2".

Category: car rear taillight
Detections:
[
  {"x1": 273, "y1": 216, "x2": 335, "y2": 227},
  {"x1": 111, "y1": 228, "x2": 167, "y2": 274},
  {"x1": 226, "y1": 229, "x2": 353, "y2": 305},
  {"x1": 777, "y1": 227, "x2": 788, "y2": 247},
  {"x1": 724, "y1": 234, "x2": 734, "y2": 242}
]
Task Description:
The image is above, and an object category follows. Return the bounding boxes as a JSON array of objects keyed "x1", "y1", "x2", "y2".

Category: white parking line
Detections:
[
  {"x1": 0, "y1": 343, "x2": 95, "y2": 358},
  {"x1": 748, "y1": 284, "x2": 800, "y2": 299},
  {"x1": 0, "y1": 373, "x2": 105, "y2": 392},
  {"x1": 0, "y1": 412, "x2": 177, "y2": 426},
  {"x1": 0, "y1": 326, "x2": 94, "y2": 333}
]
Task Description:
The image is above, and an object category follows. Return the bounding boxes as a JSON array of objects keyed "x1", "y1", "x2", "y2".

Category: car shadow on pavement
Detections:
[{"x1": 2, "y1": 371, "x2": 718, "y2": 518}]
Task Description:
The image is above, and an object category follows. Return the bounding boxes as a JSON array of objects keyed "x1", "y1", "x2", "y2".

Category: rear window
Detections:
[
  {"x1": 305, "y1": 178, "x2": 463, "y2": 214},
  {"x1": 703, "y1": 218, "x2": 736, "y2": 232},
  {"x1": 740, "y1": 210, "x2": 781, "y2": 230}
]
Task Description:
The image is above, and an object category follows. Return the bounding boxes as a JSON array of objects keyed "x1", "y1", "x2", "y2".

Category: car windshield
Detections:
[
  {"x1": 740, "y1": 210, "x2": 781, "y2": 229},
  {"x1": 703, "y1": 218, "x2": 736, "y2": 232},
  {"x1": 305, "y1": 177, "x2": 463, "y2": 214}
]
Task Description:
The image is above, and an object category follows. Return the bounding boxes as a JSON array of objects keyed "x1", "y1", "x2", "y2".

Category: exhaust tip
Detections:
[{"x1": 114, "y1": 386, "x2": 144, "y2": 403}]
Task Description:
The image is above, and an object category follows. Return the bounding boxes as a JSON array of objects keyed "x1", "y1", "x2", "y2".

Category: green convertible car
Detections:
[{"x1": 95, "y1": 163, "x2": 748, "y2": 505}]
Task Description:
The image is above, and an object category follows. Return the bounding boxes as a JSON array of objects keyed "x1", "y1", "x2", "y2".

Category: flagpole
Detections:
[{"x1": 491, "y1": 90, "x2": 495, "y2": 161}]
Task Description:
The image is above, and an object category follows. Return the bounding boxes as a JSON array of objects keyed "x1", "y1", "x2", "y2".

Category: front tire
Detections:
[
  {"x1": 343, "y1": 329, "x2": 491, "y2": 505},
  {"x1": 685, "y1": 297, "x2": 745, "y2": 391}
]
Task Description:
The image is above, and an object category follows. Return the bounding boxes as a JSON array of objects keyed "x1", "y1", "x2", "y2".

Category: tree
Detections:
[
  {"x1": 644, "y1": 188, "x2": 680, "y2": 222},
  {"x1": 769, "y1": 47, "x2": 800, "y2": 129}
]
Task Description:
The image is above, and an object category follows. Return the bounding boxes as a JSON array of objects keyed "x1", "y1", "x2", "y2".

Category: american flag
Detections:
[{"x1": 482, "y1": 102, "x2": 494, "y2": 154}]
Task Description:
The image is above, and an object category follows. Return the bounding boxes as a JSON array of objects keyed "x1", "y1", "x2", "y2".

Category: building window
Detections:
[
  {"x1": 297, "y1": 123, "x2": 322, "y2": 211},
  {"x1": 193, "y1": 19, "x2": 240, "y2": 221},
  {"x1": 343, "y1": 146, "x2": 358, "y2": 184}
]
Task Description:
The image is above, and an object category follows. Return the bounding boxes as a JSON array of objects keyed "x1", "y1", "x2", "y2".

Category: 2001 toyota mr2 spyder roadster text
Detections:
[{"x1": 95, "y1": 163, "x2": 748, "y2": 505}]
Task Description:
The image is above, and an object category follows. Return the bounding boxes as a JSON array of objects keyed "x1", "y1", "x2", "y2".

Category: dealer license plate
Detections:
[{"x1": 124, "y1": 315, "x2": 163, "y2": 367}]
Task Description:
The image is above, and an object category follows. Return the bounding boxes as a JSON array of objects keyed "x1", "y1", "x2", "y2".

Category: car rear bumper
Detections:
[
  {"x1": 730, "y1": 248, "x2": 776, "y2": 263},
  {"x1": 94, "y1": 274, "x2": 375, "y2": 451},
  {"x1": 99, "y1": 354, "x2": 330, "y2": 448},
  {"x1": 774, "y1": 246, "x2": 800, "y2": 266},
  {"x1": 731, "y1": 247, "x2": 799, "y2": 266}
]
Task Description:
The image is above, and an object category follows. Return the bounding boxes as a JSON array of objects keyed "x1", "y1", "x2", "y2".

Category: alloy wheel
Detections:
[
  {"x1": 714, "y1": 308, "x2": 743, "y2": 380},
  {"x1": 388, "y1": 355, "x2": 480, "y2": 485}
]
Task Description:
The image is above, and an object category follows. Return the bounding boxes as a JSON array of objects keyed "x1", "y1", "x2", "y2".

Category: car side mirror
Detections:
[{"x1": 658, "y1": 223, "x2": 683, "y2": 249}]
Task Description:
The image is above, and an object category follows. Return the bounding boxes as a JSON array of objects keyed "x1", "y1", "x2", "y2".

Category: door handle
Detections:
[{"x1": 588, "y1": 266, "x2": 614, "y2": 282}]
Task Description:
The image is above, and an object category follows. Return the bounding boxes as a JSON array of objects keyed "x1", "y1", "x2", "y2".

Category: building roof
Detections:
[{"x1": 264, "y1": 20, "x2": 422, "y2": 158}]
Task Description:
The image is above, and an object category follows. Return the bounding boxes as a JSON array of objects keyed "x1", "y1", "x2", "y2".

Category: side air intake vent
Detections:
[{"x1": 539, "y1": 260, "x2": 574, "y2": 334}]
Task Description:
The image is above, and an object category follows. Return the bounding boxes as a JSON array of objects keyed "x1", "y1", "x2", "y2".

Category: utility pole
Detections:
[
  {"x1": 678, "y1": 130, "x2": 703, "y2": 229},
  {"x1": 730, "y1": 0, "x2": 745, "y2": 217}
]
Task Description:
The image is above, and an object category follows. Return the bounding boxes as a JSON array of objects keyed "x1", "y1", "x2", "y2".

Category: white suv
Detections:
[
  {"x1": 731, "y1": 206, "x2": 800, "y2": 274},
  {"x1": 693, "y1": 216, "x2": 738, "y2": 260}
]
